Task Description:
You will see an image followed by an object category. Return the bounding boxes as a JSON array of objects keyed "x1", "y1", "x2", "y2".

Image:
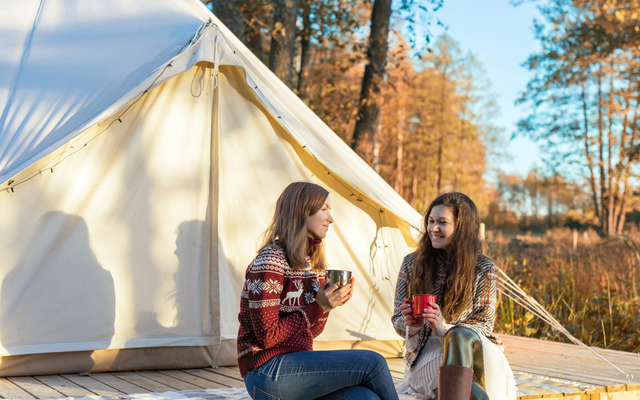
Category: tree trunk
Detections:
[
  {"x1": 605, "y1": 72, "x2": 615, "y2": 237},
  {"x1": 373, "y1": 119, "x2": 381, "y2": 173},
  {"x1": 435, "y1": 71, "x2": 447, "y2": 194},
  {"x1": 422, "y1": 162, "x2": 430, "y2": 212},
  {"x1": 297, "y1": 1, "x2": 312, "y2": 99},
  {"x1": 596, "y1": 71, "x2": 609, "y2": 236},
  {"x1": 582, "y1": 84, "x2": 600, "y2": 223},
  {"x1": 615, "y1": 97, "x2": 639, "y2": 235},
  {"x1": 351, "y1": 0, "x2": 392, "y2": 164},
  {"x1": 269, "y1": 0, "x2": 299, "y2": 88},
  {"x1": 395, "y1": 109, "x2": 404, "y2": 195},
  {"x1": 210, "y1": 0, "x2": 245, "y2": 41},
  {"x1": 410, "y1": 158, "x2": 418, "y2": 208},
  {"x1": 435, "y1": 129, "x2": 443, "y2": 194}
]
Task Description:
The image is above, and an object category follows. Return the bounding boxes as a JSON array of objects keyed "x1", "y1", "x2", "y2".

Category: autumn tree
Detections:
[
  {"x1": 491, "y1": 170, "x2": 590, "y2": 230},
  {"x1": 351, "y1": 0, "x2": 392, "y2": 164},
  {"x1": 296, "y1": 0, "x2": 366, "y2": 100},
  {"x1": 203, "y1": 1, "x2": 500, "y2": 217},
  {"x1": 517, "y1": 0, "x2": 640, "y2": 236},
  {"x1": 270, "y1": 0, "x2": 299, "y2": 86},
  {"x1": 373, "y1": 34, "x2": 497, "y2": 214},
  {"x1": 204, "y1": 0, "x2": 272, "y2": 59},
  {"x1": 351, "y1": 0, "x2": 443, "y2": 164}
]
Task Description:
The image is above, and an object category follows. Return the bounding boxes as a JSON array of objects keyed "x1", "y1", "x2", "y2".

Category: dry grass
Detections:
[{"x1": 487, "y1": 227, "x2": 640, "y2": 353}]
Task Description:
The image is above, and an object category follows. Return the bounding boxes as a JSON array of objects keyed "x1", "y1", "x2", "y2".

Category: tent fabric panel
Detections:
[
  {"x1": 0, "y1": 66, "x2": 216, "y2": 357},
  {"x1": 0, "y1": 0, "x2": 210, "y2": 185},
  {"x1": 0, "y1": 346, "x2": 213, "y2": 377},
  {"x1": 214, "y1": 65, "x2": 413, "y2": 343},
  {"x1": 204, "y1": 16, "x2": 423, "y2": 240}
]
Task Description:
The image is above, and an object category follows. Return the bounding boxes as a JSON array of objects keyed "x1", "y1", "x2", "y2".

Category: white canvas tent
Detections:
[{"x1": 0, "y1": 0, "x2": 423, "y2": 376}]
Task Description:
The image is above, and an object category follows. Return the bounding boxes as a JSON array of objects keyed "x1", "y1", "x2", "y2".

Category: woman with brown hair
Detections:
[
  {"x1": 391, "y1": 192, "x2": 516, "y2": 399},
  {"x1": 238, "y1": 181, "x2": 399, "y2": 400}
]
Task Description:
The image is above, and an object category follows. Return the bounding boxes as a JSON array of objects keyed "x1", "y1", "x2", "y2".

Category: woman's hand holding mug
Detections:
[
  {"x1": 402, "y1": 294, "x2": 445, "y2": 336},
  {"x1": 316, "y1": 277, "x2": 355, "y2": 312}
]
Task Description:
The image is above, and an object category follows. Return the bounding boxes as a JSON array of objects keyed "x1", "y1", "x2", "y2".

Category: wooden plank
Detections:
[
  {"x1": 500, "y1": 335, "x2": 640, "y2": 387},
  {"x1": 7, "y1": 376, "x2": 63, "y2": 399},
  {"x1": 506, "y1": 351, "x2": 640, "y2": 377},
  {"x1": 511, "y1": 360, "x2": 633, "y2": 386},
  {"x1": 599, "y1": 390, "x2": 640, "y2": 400},
  {"x1": 33, "y1": 375, "x2": 93, "y2": 398},
  {"x1": 61, "y1": 373, "x2": 126, "y2": 397},
  {"x1": 205, "y1": 367, "x2": 243, "y2": 381},
  {"x1": 500, "y1": 335, "x2": 640, "y2": 369},
  {"x1": 589, "y1": 387, "x2": 607, "y2": 400},
  {"x1": 510, "y1": 363, "x2": 624, "y2": 385},
  {"x1": 184, "y1": 368, "x2": 243, "y2": 388},
  {"x1": 504, "y1": 347, "x2": 639, "y2": 371},
  {"x1": 510, "y1": 365, "x2": 615, "y2": 386},
  {"x1": 112, "y1": 371, "x2": 178, "y2": 393},
  {"x1": 159, "y1": 369, "x2": 225, "y2": 389},
  {"x1": 89, "y1": 372, "x2": 150, "y2": 395},
  {"x1": 517, "y1": 394, "x2": 584, "y2": 400},
  {"x1": 0, "y1": 377, "x2": 36, "y2": 399},
  {"x1": 141, "y1": 370, "x2": 202, "y2": 391},
  {"x1": 203, "y1": 368, "x2": 245, "y2": 386},
  {"x1": 386, "y1": 358, "x2": 406, "y2": 376}
]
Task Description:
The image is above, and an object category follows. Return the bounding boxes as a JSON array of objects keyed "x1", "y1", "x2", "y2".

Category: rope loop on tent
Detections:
[
  {"x1": 208, "y1": 65, "x2": 219, "y2": 92},
  {"x1": 190, "y1": 18, "x2": 213, "y2": 48},
  {"x1": 207, "y1": 24, "x2": 220, "y2": 93},
  {"x1": 496, "y1": 266, "x2": 633, "y2": 383}
]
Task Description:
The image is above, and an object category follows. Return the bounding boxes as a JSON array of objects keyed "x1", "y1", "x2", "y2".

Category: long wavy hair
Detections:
[
  {"x1": 410, "y1": 192, "x2": 485, "y2": 320},
  {"x1": 260, "y1": 182, "x2": 329, "y2": 271}
]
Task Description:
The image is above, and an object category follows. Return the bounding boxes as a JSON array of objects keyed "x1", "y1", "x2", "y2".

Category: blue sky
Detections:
[{"x1": 428, "y1": 0, "x2": 542, "y2": 177}]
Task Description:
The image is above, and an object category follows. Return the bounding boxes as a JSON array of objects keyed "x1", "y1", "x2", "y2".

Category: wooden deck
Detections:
[{"x1": 0, "y1": 335, "x2": 637, "y2": 399}]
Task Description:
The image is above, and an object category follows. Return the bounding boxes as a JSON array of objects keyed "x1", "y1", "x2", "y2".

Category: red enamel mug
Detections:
[{"x1": 404, "y1": 294, "x2": 436, "y2": 317}]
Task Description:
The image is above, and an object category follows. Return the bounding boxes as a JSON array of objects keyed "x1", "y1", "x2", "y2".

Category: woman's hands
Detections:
[
  {"x1": 399, "y1": 302, "x2": 425, "y2": 336},
  {"x1": 316, "y1": 277, "x2": 355, "y2": 312},
  {"x1": 400, "y1": 301, "x2": 447, "y2": 337},
  {"x1": 423, "y1": 301, "x2": 447, "y2": 337}
]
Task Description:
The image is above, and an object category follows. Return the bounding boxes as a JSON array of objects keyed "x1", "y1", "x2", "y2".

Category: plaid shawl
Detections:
[{"x1": 391, "y1": 253, "x2": 501, "y2": 368}]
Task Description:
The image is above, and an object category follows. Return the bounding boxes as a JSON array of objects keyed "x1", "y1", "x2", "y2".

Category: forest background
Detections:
[{"x1": 205, "y1": 0, "x2": 640, "y2": 353}]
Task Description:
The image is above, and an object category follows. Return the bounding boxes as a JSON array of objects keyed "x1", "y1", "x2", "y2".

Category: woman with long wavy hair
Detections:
[
  {"x1": 391, "y1": 192, "x2": 516, "y2": 400},
  {"x1": 238, "y1": 181, "x2": 399, "y2": 400}
]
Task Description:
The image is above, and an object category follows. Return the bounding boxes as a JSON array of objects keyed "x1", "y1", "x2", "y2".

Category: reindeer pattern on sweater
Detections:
[{"x1": 237, "y1": 244, "x2": 328, "y2": 376}]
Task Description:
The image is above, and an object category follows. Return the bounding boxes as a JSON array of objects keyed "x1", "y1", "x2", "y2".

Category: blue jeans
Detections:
[{"x1": 243, "y1": 350, "x2": 399, "y2": 400}]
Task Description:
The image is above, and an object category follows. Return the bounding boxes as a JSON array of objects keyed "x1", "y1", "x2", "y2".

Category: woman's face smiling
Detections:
[
  {"x1": 427, "y1": 205, "x2": 455, "y2": 251},
  {"x1": 307, "y1": 195, "x2": 333, "y2": 239}
]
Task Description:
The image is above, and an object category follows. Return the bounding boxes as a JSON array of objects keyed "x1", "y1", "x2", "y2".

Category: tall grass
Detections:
[{"x1": 488, "y1": 228, "x2": 640, "y2": 353}]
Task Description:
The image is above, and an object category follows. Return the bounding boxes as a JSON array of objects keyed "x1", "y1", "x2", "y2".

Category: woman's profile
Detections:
[{"x1": 238, "y1": 181, "x2": 399, "y2": 400}]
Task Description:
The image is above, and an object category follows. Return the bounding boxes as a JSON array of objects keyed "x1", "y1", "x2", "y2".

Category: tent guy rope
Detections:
[{"x1": 495, "y1": 267, "x2": 634, "y2": 383}]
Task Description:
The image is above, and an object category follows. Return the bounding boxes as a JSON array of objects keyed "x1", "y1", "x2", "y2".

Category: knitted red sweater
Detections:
[{"x1": 236, "y1": 244, "x2": 328, "y2": 377}]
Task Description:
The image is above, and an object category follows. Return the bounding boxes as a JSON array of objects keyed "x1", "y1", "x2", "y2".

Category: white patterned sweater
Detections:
[{"x1": 236, "y1": 244, "x2": 328, "y2": 376}]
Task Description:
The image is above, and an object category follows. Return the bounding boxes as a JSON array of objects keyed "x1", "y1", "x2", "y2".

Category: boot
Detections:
[
  {"x1": 438, "y1": 365, "x2": 473, "y2": 400},
  {"x1": 471, "y1": 381, "x2": 490, "y2": 400}
]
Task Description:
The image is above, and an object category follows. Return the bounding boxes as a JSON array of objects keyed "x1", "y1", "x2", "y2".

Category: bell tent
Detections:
[{"x1": 0, "y1": 0, "x2": 423, "y2": 375}]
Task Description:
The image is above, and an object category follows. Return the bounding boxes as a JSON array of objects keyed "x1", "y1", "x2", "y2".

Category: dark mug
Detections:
[
  {"x1": 325, "y1": 269, "x2": 352, "y2": 287},
  {"x1": 404, "y1": 294, "x2": 436, "y2": 317}
]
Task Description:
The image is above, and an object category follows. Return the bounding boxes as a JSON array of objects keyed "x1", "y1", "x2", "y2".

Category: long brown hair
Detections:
[
  {"x1": 410, "y1": 192, "x2": 484, "y2": 320},
  {"x1": 260, "y1": 182, "x2": 329, "y2": 271}
]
